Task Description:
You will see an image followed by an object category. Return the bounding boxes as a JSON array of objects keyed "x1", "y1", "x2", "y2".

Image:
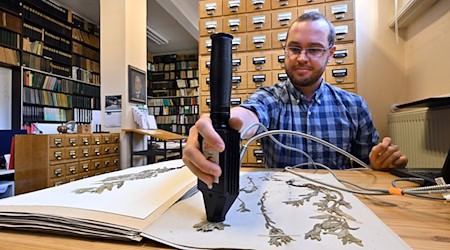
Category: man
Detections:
[
  {"x1": 183, "y1": 12, "x2": 408, "y2": 186},
  {"x1": 132, "y1": 74, "x2": 145, "y2": 100}
]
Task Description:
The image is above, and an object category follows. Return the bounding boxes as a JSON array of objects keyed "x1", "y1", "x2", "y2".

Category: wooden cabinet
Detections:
[{"x1": 14, "y1": 133, "x2": 120, "y2": 195}]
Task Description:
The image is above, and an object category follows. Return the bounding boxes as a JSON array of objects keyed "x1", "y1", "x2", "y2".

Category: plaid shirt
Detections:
[{"x1": 240, "y1": 79, "x2": 379, "y2": 169}]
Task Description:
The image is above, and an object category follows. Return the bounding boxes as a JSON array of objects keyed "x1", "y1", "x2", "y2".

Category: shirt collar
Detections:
[{"x1": 286, "y1": 78, "x2": 325, "y2": 104}]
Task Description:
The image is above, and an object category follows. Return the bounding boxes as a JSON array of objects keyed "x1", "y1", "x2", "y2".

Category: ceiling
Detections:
[{"x1": 54, "y1": 0, "x2": 199, "y2": 55}]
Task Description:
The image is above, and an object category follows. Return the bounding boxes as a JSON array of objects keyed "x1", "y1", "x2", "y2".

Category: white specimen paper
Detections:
[{"x1": 143, "y1": 172, "x2": 411, "y2": 250}]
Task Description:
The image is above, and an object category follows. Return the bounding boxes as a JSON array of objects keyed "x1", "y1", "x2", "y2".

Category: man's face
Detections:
[
  {"x1": 284, "y1": 20, "x2": 335, "y2": 89},
  {"x1": 135, "y1": 76, "x2": 142, "y2": 91}
]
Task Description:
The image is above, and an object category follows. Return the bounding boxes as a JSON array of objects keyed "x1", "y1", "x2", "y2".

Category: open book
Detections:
[
  {"x1": 0, "y1": 160, "x2": 411, "y2": 249},
  {"x1": 0, "y1": 160, "x2": 196, "y2": 241}
]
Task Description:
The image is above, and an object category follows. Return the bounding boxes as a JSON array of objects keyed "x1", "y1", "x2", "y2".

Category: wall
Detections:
[
  {"x1": 101, "y1": 0, "x2": 147, "y2": 168},
  {"x1": 404, "y1": 0, "x2": 450, "y2": 101},
  {"x1": 355, "y1": 1, "x2": 407, "y2": 138}
]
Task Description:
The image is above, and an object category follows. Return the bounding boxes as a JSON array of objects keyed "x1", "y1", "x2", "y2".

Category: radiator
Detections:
[{"x1": 388, "y1": 107, "x2": 450, "y2": 168}]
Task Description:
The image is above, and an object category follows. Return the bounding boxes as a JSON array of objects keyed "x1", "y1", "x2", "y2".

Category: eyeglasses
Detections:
[{"x1": 284, "y1": 46, "x2": 331, "y2": 59}]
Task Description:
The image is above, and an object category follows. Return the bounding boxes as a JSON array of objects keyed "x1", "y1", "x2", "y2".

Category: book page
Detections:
[
  {"x1": 142, "y1": 171, "x2": 411, "y2": 250},
  {"x1": 0, "y1": 160, "x2": 196, "y2": 232}
]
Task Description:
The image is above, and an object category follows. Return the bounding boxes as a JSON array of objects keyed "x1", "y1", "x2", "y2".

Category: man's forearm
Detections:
[{"x1": 231, "y1": 107, "x2": 259, "y2": 139}]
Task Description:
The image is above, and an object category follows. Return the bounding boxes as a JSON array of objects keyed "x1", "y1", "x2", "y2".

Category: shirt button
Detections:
[
  {"x1": 317, "y1": 100, "x2": 321, "y2": 105},
  {"x1": 307, "y1": 111, "x2": 311, "y2": 116}
]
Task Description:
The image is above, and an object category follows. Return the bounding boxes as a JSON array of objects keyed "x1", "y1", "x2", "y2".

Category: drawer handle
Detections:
[
  {"x1": 94, "y1": 162, "x2": 101, "y2": 169},
  {"x1": 54, "y1": 138, "x2": 62, "y2": 147},
  {"x1": 69, "y1": 166, "x2": 77, "y2": 174},
  {"x1": 54, "y1": 168, "x2": 62, "y2": 177},
  {"x1": 54, "y1": 152, "x2": 62, "y2": 160},
  {"x1": 69, "y1": 151, "x2": 77, "y2": 159},
  {"x1": 82, "y1": 138, "x2": 89, "y2": 145},
  {"x1": 83, "y1": 149, "x2": 89, "y2": 157},
  {"x1": 69, "y1": 138, "x2": 77, "y2": 146},
  {"x1": 104, "y1": 147, "x2": 110, "y2": 153},
  {"x1": 104, "y1": 160, "x2": 110, "y2": 166}
]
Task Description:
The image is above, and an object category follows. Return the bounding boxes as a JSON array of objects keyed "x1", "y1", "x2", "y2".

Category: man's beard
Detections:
[{"x1": 285, "y1": 64, "x2": 325, "y2": 89}]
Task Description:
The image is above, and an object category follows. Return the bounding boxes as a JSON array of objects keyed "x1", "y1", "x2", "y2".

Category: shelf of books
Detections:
[
  {"x1": 21, "y1": 0, "x2": 73, "y2": 77},
  {"x1": 21, "y1": 66, "x2": 100, "y2": 125},
  {"x1": 0, "y1": 5, "x2": 22, "y2": 67},
  {"x1": 148, "y1": 54, "x2": 199, "y2": 135},
  {"x1": 71, "y1": 13, "x2": 100, "y2": 85},
  {"x1": 0, "y1": 0, "x2": 102, "y2": 129}
]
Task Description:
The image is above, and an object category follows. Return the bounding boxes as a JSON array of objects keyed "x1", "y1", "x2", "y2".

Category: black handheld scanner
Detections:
[{"x1": 198, "y1": 33, "x2": 241, "y2": 222}]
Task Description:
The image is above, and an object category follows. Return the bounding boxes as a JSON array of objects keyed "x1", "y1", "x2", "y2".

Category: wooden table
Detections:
[
  {"x1": 122, "y1": 129, "x2": 187, "y2": 167},
  {"x1": 0, "y1": 169, "x2": 449, "y2": 250}
]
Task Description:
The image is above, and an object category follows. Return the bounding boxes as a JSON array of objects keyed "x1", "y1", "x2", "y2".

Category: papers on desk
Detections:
[
  {"x1": 0, "y1": 161, "x2": 411, "y2": 249},
  {"x1": 143, "y1": 172, "x2": 411, "y2": 250},
  {"x1": 0, "y1": 160, "x2": 196, "y2": 241}
]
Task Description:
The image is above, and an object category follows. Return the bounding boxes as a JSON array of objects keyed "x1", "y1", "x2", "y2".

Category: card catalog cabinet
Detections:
[
  {"x1": 14, "y1": 133, "x2": 120, "y2": 194},
  {"x1": 199, "y1": 0, "x2": 356, "y2": 167}
]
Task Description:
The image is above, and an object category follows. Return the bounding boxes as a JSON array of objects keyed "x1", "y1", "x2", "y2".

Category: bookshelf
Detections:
[
  {"x1": 148, "y1": 54, "x2": 199, "y2": 135},
  {"x1": 19, "y1": 66, "x2": 100, "y2": 125},
  {"x1": 0, "y1": 0, "x2": 102, "y2": 129},
  {"x1": 0, "y1": 3, "x2": 22, "y2": 67}
]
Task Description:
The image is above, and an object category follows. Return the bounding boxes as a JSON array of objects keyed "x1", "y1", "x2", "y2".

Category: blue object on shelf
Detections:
[{"x1": 0, "y1": 181, "x2": 14, "y2": 199}]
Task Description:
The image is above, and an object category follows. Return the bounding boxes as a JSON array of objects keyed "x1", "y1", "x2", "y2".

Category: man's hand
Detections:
[
  {"x1": 369, "y1": 137, "x2": 408, "y2": 170},
  {"x1": 182, "y1": 114, "x2": 243, "y2": 187}
]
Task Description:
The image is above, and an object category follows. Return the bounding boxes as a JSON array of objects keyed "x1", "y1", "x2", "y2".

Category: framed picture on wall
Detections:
[{"x1": 128, "y1": 65, "x2": 146, "y2": 103}]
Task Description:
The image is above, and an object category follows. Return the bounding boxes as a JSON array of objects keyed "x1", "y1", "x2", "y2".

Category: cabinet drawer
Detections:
[
  {"x1": 66, "y1": 162, "x2": 79, "y2": 176},
  {"x1": 49, "y1": 177, "x2": 66, "y2": 187},
  {"x1": 111, "y1": 143, "x2": 120, "y2": 154},
  {"x1": 222, "y1": 0, "x2": 247, "y2": 15},
  {"x1": 334, "y1": 20, "x2": 355, "y2": 43},
  {"x1": 271, "y1": 8, "x2": 296, "y2": 30},
  {"x1": 91, "y1": 145, "x2": 102, "y2": 157},
  {"x1": 247, "y1": 0, "x2": 271, "y2": 12},
  {"x1": 111, "y1": 133, "x2": 120, "y2": 144},
  {"x1": 201, "y1": 72, "x2": 248, "y2": 94},
  {"x1": 102, "y1": 157, "x2": 112, "y2": 168},
  {"x1": 79, "y1": 146, "x2": 91, "y2": 159},
  {"x1": 247, "y1": 11, "x2": 271, "y2": 32},
  {"x1": 298, "y1": 4, "x2": 326, "y2": 16},
  {"x1": 272, "y1": 50, "x2": 286, "y2": 70},
  {"x1": 49, "y1": 164, "x2": 65, "y2": 179},
  {"x1": 66, "y1": 147, "x2": 79, "y2": 160},
  {"x1": 231, "y1": 34, "x2": 247, "y2": 53},
  {"x1": 101, "y1": 134, "x2": 112, "y2": 144},
  {"x1": 49, "y1": 135, "x2": 65, "y2": 148},
  {"x1": 91, "y1": 134, "x2": 102, "y2": 145},
  {"x1": 222, "y1": 15, "x2": 247, "y2": 34},
  {"x1": 326, "y1": 0, "x2": 354, "y2": 22},
  {"x1": 91, "y1": 159, "x2": 102, "y2": 170},
  {"x1": 271, "y1": 29, "x2": 288, "y2": 49},
  {"x1": 272, "y1": 69, "x2": 288, "y2": 83},
  {"x1": 50, "y1": 148, "x2": 66, "y2": 161},
  {"x1": 298, "y1": 0, "x2": 324, "y2": 6},
  {"x1": 246, "y1": 146, "x2": 265, "y2": 165},
  {"x1": 102, "y1": 145, "x2": 112, "y2": 155},
  {"x1": 79, "y1": 134, "x2": 91, "y2": 146},
  {"x1": 247, "y1": 31, "x2": 272, "y2": 51},
  {"x1": 65, "y1": 134, "x2": 79, "y2": 147},
  {"x1": 199, "y1": 56, "x2": 211, "y2": 75},
  {"x1": 271, "y1": 0, "x2": 297, "y2": 9},
  {"x1": 247, "y1": 51, "x2": 273, "y2": 71},
  {"x1": 199, "y1": 0, "x2": 223, "y2": 18},
  {"x1": 247, "y1": 71, "x2": 273, "y2": 89},
  {"x1": 200, "y1": 17, "x2": 223, "y2": 37},
  {"x1": 329, "y1": 43, "x2": 354, "y2": 65},
  {"x1": 325, "y1": 65, "x2": 355, "y2": 84},
  {"x1": 232, "y1": 52, "x2": 247, "y2": 73},
  {"x1": 79, "y1": 160, "x2": 91, "y2": 173}
]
